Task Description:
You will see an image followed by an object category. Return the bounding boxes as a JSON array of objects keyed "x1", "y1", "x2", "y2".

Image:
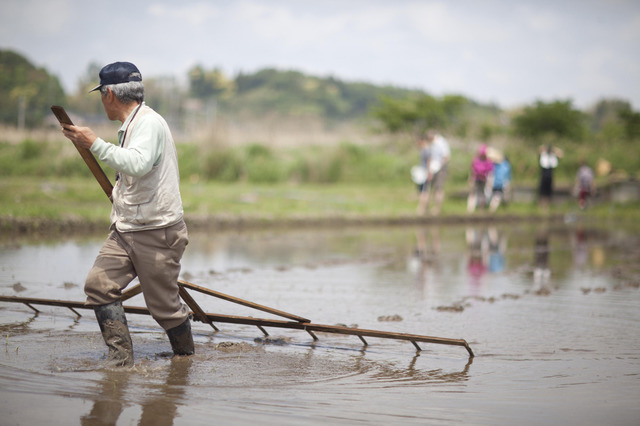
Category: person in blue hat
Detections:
[{"x1": 61, "y1": 61, "x2": 193, "y2": 366}]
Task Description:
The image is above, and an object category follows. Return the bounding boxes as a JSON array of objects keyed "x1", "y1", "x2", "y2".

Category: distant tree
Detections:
[
  {"x1": 67, "y1": 63, "x2": 187, "y2": 127},
  {"x1": 589, "y1": 99, "x2": 630, "y2": 132},
  {"x1": 586, "y1": 98, "x2": 634, "y2": 141},
  {"x1": 143, "y1": 76, "x2": 185, "y2": 125},
  {"x1": 371, "y1": 93, "x2": 468, "y2": 135},
  {"x1": 232, "y1": 68, "x2": 419, "y2": 120},
  {"x1": 618, "y1": 104, "x2": 640, "y2": 140},
  {"x1": 67, "y1": 62, "x2": 105, "y2": 119},
  {"x1": 188, "y1": 65, "x2": 235, "y2": 100},
  {"x1": 511, "y1": 100, "x2": 586, "y2": 141},
  {"x1": 370, "y1": 96, "x2": 419, "y2": 133},
  {"x1": 0, "y1": 49, "x2": 66, "y2": 128}
]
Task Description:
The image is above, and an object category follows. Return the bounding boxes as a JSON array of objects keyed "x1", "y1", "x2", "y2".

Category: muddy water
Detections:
[{"x1": 1, "y1": 220, "x2": 639, "y2": 425}]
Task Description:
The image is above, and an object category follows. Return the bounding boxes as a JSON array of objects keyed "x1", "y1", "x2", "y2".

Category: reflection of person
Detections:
[
  {"x1": 81, "y1": 357, "x2": 191, "y2": 425},
  {"x1": 538, "y1": 145, "x2": 563, "y2": 209},
  {"x1": 488, "y1": 227, "x2": 506, "y2": 273},
  {"x1": 489, "y1": 155, "x2": 512, "y2": 212},
  {"x1": 139, "y1": 358, "x2": 192, "y2": 423},
  {"x1": 81, "y1": 370, "x2": 129, "y2": 425},
  {"x1": 417, "y1": 130, "x2": 450, "y2": 215},
  {"x1": 409, "y1": 228, "x2": 441, "y2": 291},
  {"x1": 61, "y1": 62, "x2": 194, "y2": 366},
  {"x1": 574, "y1": 160, "x2": 595, "y2": 209},
  {"x1": 413, "y1": 135, "x2": 430, "y2": 204},
  {"x1": 466, "y1": 227, "x2": 488, "y2": 286},
  {"x1": 467, "y1": 145, "x2": 494, "y2": 213},
  {"x1": 533, "y1": 227, "x2": 551, "y2": 292},
  {"x1": 572, "y1": 226, "x2": 588, "y2": 267}
]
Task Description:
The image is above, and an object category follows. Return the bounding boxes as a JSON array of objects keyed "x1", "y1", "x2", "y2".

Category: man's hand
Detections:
[{"x1": 61, "y1": 124, "x2": 97, "y2": 149}]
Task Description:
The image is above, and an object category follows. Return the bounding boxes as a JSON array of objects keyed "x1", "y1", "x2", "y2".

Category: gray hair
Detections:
[{"x1": 100, "y1": 81, "x2": 144, "y2": 104}]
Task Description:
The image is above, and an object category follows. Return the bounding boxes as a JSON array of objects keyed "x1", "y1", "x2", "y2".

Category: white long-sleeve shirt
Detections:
[
  {"x1": 90, "y1": 103, "x2": 183, "y2": 232},
  {"x1": 90, "y1": 102, "x2": 164, "y2": 177}
]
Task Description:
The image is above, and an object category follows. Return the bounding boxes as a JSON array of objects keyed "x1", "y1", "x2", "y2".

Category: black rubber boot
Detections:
[
  {"x1": 94, "y1": 300, "x2": 134, "y2": 367},
  {"x1": 166, "y1": 318, "x2": 195, "y2": 356}
]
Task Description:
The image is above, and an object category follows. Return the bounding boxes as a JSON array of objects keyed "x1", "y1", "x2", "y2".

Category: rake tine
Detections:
[
  {"x1": 306, "y1": 329, "x2": 319, "y2": 341},
  {"x1": 178, "y1": 287, "x2": 219, "y2": 332},
  {"x1": 24, "y1": 303, "x2": 39, "y2": 313},
  {"x1": 67, "y1": 307, "x2": 82, "y2": 318}
]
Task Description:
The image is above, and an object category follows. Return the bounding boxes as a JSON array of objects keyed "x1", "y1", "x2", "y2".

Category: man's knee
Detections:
[{"x1": 84, "y1": 267, "x2": 121, "y2": 306}]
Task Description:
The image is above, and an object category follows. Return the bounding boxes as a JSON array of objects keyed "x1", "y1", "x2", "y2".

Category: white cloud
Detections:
[
  {"x1": 1, "y1": 0, "x2": 639, "y2": 109},
  {"x1": 517, "y1": 5, "x2": 562, "y2": 32},
  {"x1": 620, "y1": 13, "x2": 640, "y2": 42},
  {"x1": 403, "y1": 2, "x2": 508, "y2": 44},
  {"x1": 229, "y1": 1, "x2": 350, "y2": 48},
  {"x1": 578, "y1": 48, "x2": 620, "y2": 93},
  {"x1": 147, "y1": 2, "x2": 221, "y2": 28},
  {"x1": 0, "y1": 0, "x2": 73, "y2": 38}
]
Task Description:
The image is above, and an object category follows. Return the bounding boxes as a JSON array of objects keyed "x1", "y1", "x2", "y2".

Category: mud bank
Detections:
[{"x1": 0, "y1": 212, "x2": 565, "y2": 237}]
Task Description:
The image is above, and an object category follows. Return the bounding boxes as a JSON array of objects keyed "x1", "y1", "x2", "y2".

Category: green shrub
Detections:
[
  {"x1": 20, "y1": 139, "x2": 43, "y2": 160},
  {"x1": 245, "y1": 143, "x2": 273, "y2": 159},
  {"x1": 203, "y1": 148, "x2": 242, "y2": 181},
  {"x1": 245, "y1": 155, "x2": 284, "y2": 183},
  {"x1": 177, "y1": 144, "x2": 203, "y2": 179}
]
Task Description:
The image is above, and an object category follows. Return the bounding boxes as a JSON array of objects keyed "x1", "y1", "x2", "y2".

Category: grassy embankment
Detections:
[{"x1": 0, "y1": 136, "x2": 638, "y2": 231}]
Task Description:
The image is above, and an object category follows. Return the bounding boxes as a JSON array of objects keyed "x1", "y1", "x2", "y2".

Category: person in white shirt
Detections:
[
  {"x1": 417, "y1": 130, "x2": 451, "y2": 215},
  {"x1": 538, "y1": 144, "x2": 563, "y2": 209},
  {"x1": 62, "y1": 62, "x2": 193, "y2": 366}
]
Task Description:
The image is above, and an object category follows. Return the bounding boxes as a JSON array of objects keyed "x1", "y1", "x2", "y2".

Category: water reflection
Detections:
[
  {"x1": 2, "y1": 223, "x2": 640, "y2": 425},
  {"x1": 80, "y1": 369, "x2": 129, "y2": 426},
  {"x1": 408, "y1": 228, "x2": 441, "y2": 290},
  {"x1": 533, "y1": 226, "x2": 552, "y2": 294},
  {"x1": 572, "y1": 225, "x2": 589, "y2": 268},
  {"x1": 465, "y1": 226, "x2": 509, "y2": 287},
  {"x1": 80, "y1": 357, "x2": 192, "y2": 426},
  {"x1": 138, "y1": 357, "x2": 192, "y2": 426},
  {"x1": 465, "y1": 227, "x2": 485, "y2": 288},
  {"x1": 0, "y1": 313, "x2": 38, "y2": 335},
  {"x1": 365, "y1": 354, "x2": 473, "y2": 387},
  {"x1": 488, "y1": 227, "x2": 507, "y2": 273}
]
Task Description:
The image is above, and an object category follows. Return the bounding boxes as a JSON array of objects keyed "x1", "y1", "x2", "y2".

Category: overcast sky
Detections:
[{"x1": 2, "y1": 0, "x2": 639, "y2": 110}]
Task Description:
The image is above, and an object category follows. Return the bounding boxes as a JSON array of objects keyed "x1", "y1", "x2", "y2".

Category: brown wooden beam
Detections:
[{"x1": 0, "y1": 295, "x2": 474, "y2": 357}]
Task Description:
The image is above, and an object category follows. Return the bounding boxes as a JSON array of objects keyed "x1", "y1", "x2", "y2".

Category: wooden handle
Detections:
[
  {"x1": 71, "y1": 142, "x2": 114, "y2": 202},
  {"x1": 51, "y1": 105, "x2": 114, "y2": 202}
]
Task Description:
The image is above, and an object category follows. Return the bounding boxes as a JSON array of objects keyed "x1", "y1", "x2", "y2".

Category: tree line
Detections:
[{"x1": 1, "y1": 48, "x2": 639, "y2": 147}]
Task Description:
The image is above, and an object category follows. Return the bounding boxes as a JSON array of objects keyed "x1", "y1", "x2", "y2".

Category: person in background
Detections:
[
  {"x1": 574, "y1": 159, "x2": 596, "y2": 209},
  {"x1": 467, "y1": 144, "x2": 494, "y2": 213},
  {"x1": 417, "y1": 130, "x2": 451, "y2": 215},
  {"x1": 414, "y1": 134, "x2": 431, "y2": 214},
  {"x1": 489, "y1": 152, "x2": 512, "y2": 212},
  {"x1": 61, "y1": 61, "x2": 194, "y2": 366},
  {"x1": 538, "y1": 144, "x2": 563, "y2": 209}
]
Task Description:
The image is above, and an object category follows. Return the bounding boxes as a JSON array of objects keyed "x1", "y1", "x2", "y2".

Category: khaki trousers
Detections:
[{"x1": 85, "y1": 220, "x2": 190, "y2": 330}]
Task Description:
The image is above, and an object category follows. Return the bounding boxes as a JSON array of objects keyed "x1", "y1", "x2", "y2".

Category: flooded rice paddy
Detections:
[{"x1": 1, "y1": 218, "x2": 639, "y2": 425}]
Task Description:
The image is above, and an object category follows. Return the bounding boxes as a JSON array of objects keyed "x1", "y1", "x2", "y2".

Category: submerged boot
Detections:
[
  {"x1": 166, "y1": 318, "x2": 194, "y2": 356},
  {"x1": 94, "y1": 300, "x2": 134, "y2": 367}
]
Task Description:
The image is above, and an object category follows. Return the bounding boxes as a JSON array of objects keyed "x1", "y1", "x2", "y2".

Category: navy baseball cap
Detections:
[{"x1": 89, "y1": 62, "x2": 142, "y2": 92}]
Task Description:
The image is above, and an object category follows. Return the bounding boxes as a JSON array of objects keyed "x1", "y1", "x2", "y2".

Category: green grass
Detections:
[
  {"x1": 0, "y1": 177, "x2": 111, "y2": 222},
  {"x1": 2, "y1": 176, "x2": 638, "y2": 229},
  {"x1": 1, "y1": 137, "x2": 638, "y2": 228}
]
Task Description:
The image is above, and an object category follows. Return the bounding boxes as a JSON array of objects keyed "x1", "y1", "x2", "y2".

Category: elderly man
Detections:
[{"x1": 62, "y1": 61, "x2": 193, "y2": 366}]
